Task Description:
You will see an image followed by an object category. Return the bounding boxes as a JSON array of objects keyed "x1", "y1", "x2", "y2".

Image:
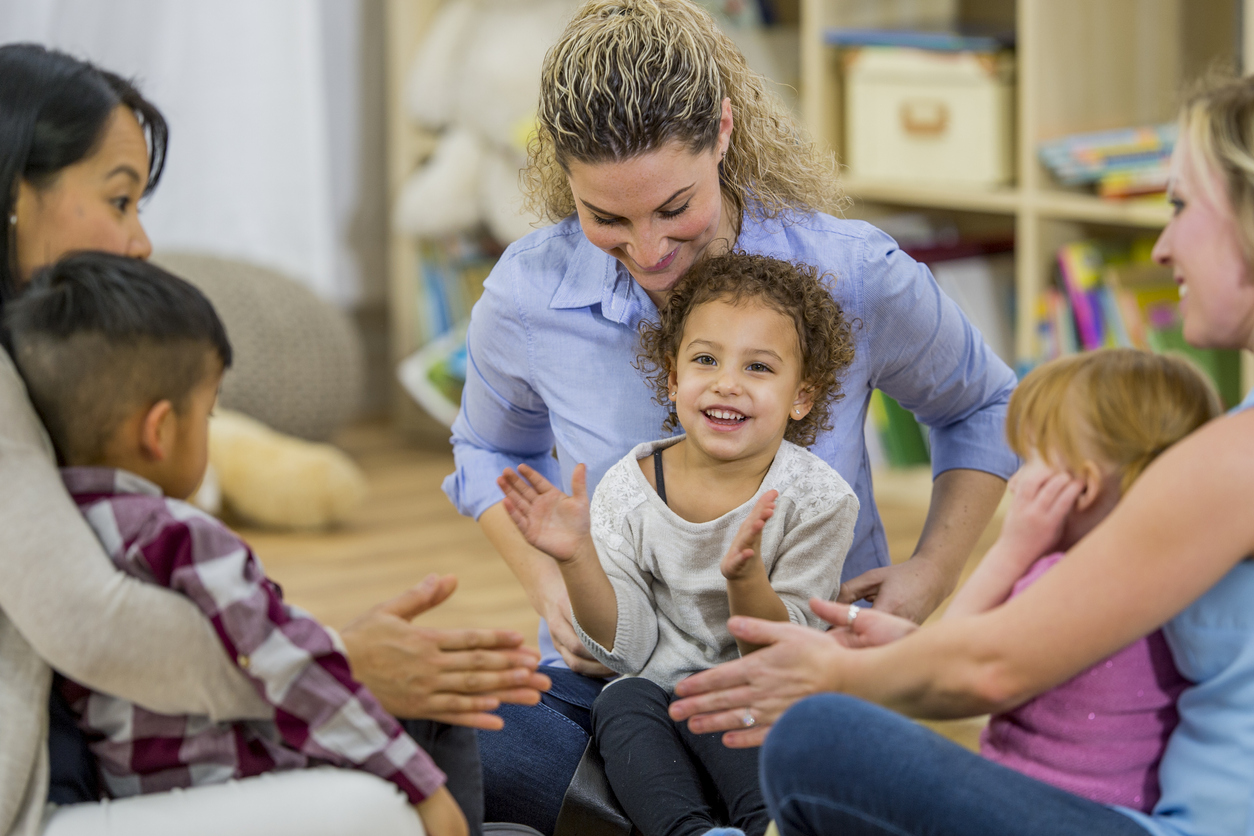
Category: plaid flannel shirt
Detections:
[{"x1": 59, "y1": 466, "x2": 444, "y2": 803}]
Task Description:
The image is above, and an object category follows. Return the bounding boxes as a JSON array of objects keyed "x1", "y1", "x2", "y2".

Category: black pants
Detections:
[
  {"x1": 591, "y1": 677, "x2": 768, "y2": 836},
  {"x1": 403, "y1": 719, "x2": 485, "y2": 836}
]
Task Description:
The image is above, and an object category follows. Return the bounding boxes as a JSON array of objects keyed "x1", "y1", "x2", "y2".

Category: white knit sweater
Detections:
[
  {"x1": 574, "y1": 437, "x2": 859, "y2": 691},
  {"x1": 0, "y1": 348, "x2": 267, "y2": 836}
]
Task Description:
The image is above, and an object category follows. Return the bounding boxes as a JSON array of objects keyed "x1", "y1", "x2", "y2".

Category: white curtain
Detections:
[{"x1": 0, "y1": 0, "x2": 365, "y2": 306}]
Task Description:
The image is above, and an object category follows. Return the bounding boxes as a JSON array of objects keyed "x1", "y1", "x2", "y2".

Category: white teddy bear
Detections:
[{"x1": 394, "y1": 0, "x2": 577, "y2": 245}]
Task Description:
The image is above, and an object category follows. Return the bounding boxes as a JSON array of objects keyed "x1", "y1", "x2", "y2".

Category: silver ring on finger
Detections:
[
  {"x1": 741, "y1": 710, "x2": 756, "y2": 728},
  {"x1": 848, "y1": 604, "x2": 861, "y2": 623}
]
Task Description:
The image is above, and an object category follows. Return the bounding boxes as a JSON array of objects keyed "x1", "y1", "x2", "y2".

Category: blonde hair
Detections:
[
  {"x1": 1178, "y1": 73, "x2": 1254, "y2": 263},
  {"x1": 524, "y1": 0, "x2": 843, "y2": 224},
  {"x1": 1006, "y1": 349, "x2": 1221, "y2": 495}
]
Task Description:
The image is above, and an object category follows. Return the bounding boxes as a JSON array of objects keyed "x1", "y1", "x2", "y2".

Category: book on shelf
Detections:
[
  {"x1": 400, "y1": 229, "x2": 504, "y2": 426},
  {"x1": 1038, "y1": 124, "x2": 1176, "y2": 199},
  {"x1": 1029, "y1": 240, "x2": 1242, "y2": 407},
  {"x1": 824, "y1": 27, "x2": 1013, "y2": 52}
]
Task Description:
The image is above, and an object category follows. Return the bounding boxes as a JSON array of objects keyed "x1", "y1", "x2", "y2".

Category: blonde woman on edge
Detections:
[
  {"x1": 668, "y1": 74, "x2": 1254, "y2": 836},
  {"x1": 441, "y1": 0, "x2": 1018, "y2": 830}
]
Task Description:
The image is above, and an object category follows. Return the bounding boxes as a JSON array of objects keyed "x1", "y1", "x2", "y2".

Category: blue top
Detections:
[
  {"x1": 1117, "y1": 561, "x2": 1254, "y2": 836},
  {"x1": 1116, "y1": 389, "x2": 1254, "y2": 836},
  {"x1": 443, "y1": 211, "x2": 1019, "y2": 664}
]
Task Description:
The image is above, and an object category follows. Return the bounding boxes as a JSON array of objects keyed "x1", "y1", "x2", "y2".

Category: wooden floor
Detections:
[{"x1": 245, "y1": 419, "x2": 1003, "y2": 750}]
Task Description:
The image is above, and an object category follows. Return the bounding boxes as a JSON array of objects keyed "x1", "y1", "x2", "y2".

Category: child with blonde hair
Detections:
[
  {"x1": 839, "y1": 348, "x2": 1221, "y2": 812},
  {"x1": 499, "y1": 251, "x2": 860, "y2": 836}
]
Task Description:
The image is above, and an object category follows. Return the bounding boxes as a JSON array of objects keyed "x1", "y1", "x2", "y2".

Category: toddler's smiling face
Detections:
[{"x1": 668, "y1": 296, "x2": 812, "y2": 467}]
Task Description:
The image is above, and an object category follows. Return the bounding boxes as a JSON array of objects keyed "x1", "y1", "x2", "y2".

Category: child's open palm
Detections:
[
  {"x1": 721, "y1": 490, "x2": 778, "y2": 580},
  {"x1": 498, "y1": 463, "x2": 590, "y2": 563}
]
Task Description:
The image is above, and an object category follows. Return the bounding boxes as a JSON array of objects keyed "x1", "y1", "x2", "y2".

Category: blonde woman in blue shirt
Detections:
[
  {"x1": 440, "y1": 0, "x2": 1019, "y2": 830},
  {"x1": 670, "y1": 73, "x2": 1254, "y2": 836}
]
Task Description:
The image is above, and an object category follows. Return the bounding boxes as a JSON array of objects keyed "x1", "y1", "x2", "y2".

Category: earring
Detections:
[
  {"x1": 7, "y1": 214, "x2": 14, "y2": 226},
  {"x1": 669, "y1": 390, "x2": 677, "y2": 400}
]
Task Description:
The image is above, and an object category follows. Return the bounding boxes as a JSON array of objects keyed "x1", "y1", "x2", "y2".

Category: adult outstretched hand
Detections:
[
  {"x1": 340, "y1": 573, "x2": 551, "y2": 729},
  {"x1": 668, "y1": 607, "x2": 851, "y2": 748}
]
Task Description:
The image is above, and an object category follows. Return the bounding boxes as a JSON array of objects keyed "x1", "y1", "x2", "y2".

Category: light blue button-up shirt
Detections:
[{"x1": 444, "y1": 211, "x2": 1019, "y2": 664}]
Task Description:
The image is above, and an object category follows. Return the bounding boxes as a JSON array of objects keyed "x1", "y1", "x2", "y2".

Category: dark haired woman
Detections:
[{"x1": 0, "y1": 43, "x2": 546, "y2": 836}]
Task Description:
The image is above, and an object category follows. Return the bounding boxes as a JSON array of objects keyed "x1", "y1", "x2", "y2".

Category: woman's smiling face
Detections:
[
  {"x1": 1152, "y1": 133, "x2": 1254, "y2": 352},
  {"x1": 565, "y1": 99, "x2": 737, "y2": 308}
]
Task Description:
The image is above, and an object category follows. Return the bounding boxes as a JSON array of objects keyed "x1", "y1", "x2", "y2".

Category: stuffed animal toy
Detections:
[{"x1": 393, "y1": 0, "x2": 576, "y2": 245}]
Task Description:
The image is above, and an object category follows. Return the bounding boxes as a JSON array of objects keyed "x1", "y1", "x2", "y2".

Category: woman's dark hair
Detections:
[{"x1": 0, "y1": 43, "x2": 168, "y2": 312}]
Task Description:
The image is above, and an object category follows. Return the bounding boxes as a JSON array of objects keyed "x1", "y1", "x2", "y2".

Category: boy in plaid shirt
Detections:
[{"x1": 6, "y1": 252, "x2": 474, "y2": 836}]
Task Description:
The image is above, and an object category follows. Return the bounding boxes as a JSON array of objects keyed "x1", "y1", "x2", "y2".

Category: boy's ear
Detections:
[
  {"x1": 1073, "y1": 460, "x2": 1106, "y2": 512},
  {"x1": 790, "y1": 385, "x2": 814, "y2": 422},
  {"x1": 139, "y1": 400, "x2": 176, "y2": 462}
]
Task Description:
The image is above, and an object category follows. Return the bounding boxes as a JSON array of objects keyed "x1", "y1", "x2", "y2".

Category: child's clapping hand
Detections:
[
  {"x1": 720, "y1": 491, "x2": 778, "y2": 581},
  {"x1": 498, "y1": 463, "x2": 593, "y2": 563}
]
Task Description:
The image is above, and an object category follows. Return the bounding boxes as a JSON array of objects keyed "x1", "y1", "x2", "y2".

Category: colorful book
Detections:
[
  {"x1": 1056, "y1": 242, "x2": 1107, "y2": 350},
  {"x1": 825, "y1": 28, "x2": 1012, "y2": 52}
]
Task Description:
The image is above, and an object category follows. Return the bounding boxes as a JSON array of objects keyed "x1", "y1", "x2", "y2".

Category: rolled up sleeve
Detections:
[
  {"x1": 443, "y1": 258, "x2": 561, "y2": 519},
  {"x1": 857, "y1": 227, "x2": 1019, "y2": 481}
]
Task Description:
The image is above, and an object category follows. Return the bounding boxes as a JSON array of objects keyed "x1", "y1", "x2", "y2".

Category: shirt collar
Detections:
[
  {"x1": 548, "y1": 218, "x2": 657, "y2": 327},
  {"x1": 545, "y1": 206, "x2": 786, "y2": 326},
  {"x1": 60, "y1": 466, "x2": 164, "y2": 499}
]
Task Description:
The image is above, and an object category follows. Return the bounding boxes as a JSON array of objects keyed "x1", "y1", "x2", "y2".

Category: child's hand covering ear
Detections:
[{"x1": 998, "y1": 460, "x2": 1085, "y2": 566}]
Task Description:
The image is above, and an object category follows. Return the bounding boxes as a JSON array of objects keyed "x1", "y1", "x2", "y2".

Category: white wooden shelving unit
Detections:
[{"x1": 801, "y1": 0, "x2": 1254, "y2": 386}]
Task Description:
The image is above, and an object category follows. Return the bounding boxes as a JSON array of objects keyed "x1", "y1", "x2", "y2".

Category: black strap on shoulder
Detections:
[{"x1": 653, "y1": 448, "x2": 667, "y2": 506}]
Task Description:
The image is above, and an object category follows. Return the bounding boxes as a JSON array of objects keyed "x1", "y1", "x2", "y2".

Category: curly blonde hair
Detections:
[
  {"x1": 637, "y1": 251, "x2": 855, "y2": 447},
  {"x1": 524, "y1": 0, "x2": 843, "y2": 225}
]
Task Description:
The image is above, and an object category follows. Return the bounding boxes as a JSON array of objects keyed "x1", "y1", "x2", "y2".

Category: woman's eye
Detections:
[
  {"x1": 112, "y1": 196, "x2": 132, "y2": 213},
  {"x1": 591, "y1": 213, "x2": 621, "y2": 226},
  {"x1": 660, "y1": 201, "x2": 691, "y2": 219},
  {"x1": 1168, "y1": 197, "x2": 1185, "y2": 216}
]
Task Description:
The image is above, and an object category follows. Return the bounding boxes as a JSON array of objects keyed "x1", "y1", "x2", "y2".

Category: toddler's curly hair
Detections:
[{"x1": 637, "y1": 251, "x2": 855, "y2": 447}]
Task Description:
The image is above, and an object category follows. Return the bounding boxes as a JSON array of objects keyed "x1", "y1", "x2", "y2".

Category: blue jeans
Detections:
[
  {"x1": 477, "y1": 666, "x2": 607, "y2": 835},
  {"x1": 761, "y1": 694, "x2": 1152, "y2": 836}
]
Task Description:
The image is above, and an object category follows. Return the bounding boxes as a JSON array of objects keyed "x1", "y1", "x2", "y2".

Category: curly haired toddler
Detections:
[{"x1": 498, "y1": 251, "x2": 859, "y2": 836}]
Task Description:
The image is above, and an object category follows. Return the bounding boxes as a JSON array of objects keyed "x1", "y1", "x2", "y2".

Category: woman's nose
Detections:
[
  {"x1": 128, "y1": 221, "x2": 152, "y2": 260},
  {"x1": 629, "y1": 226, "x2": 669, "y2": 268},
  {"x1": 1150, "y1": 233, "x2": 1170, "y2": 266}
]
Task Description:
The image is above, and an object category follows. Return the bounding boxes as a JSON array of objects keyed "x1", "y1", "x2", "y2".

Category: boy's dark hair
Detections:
[
  {"x1": 637, "y1": 250, "x2": 855, "y2": 447},
  {"x1": 5, "y1": 251, "x2": 232, "y2": 464}
]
